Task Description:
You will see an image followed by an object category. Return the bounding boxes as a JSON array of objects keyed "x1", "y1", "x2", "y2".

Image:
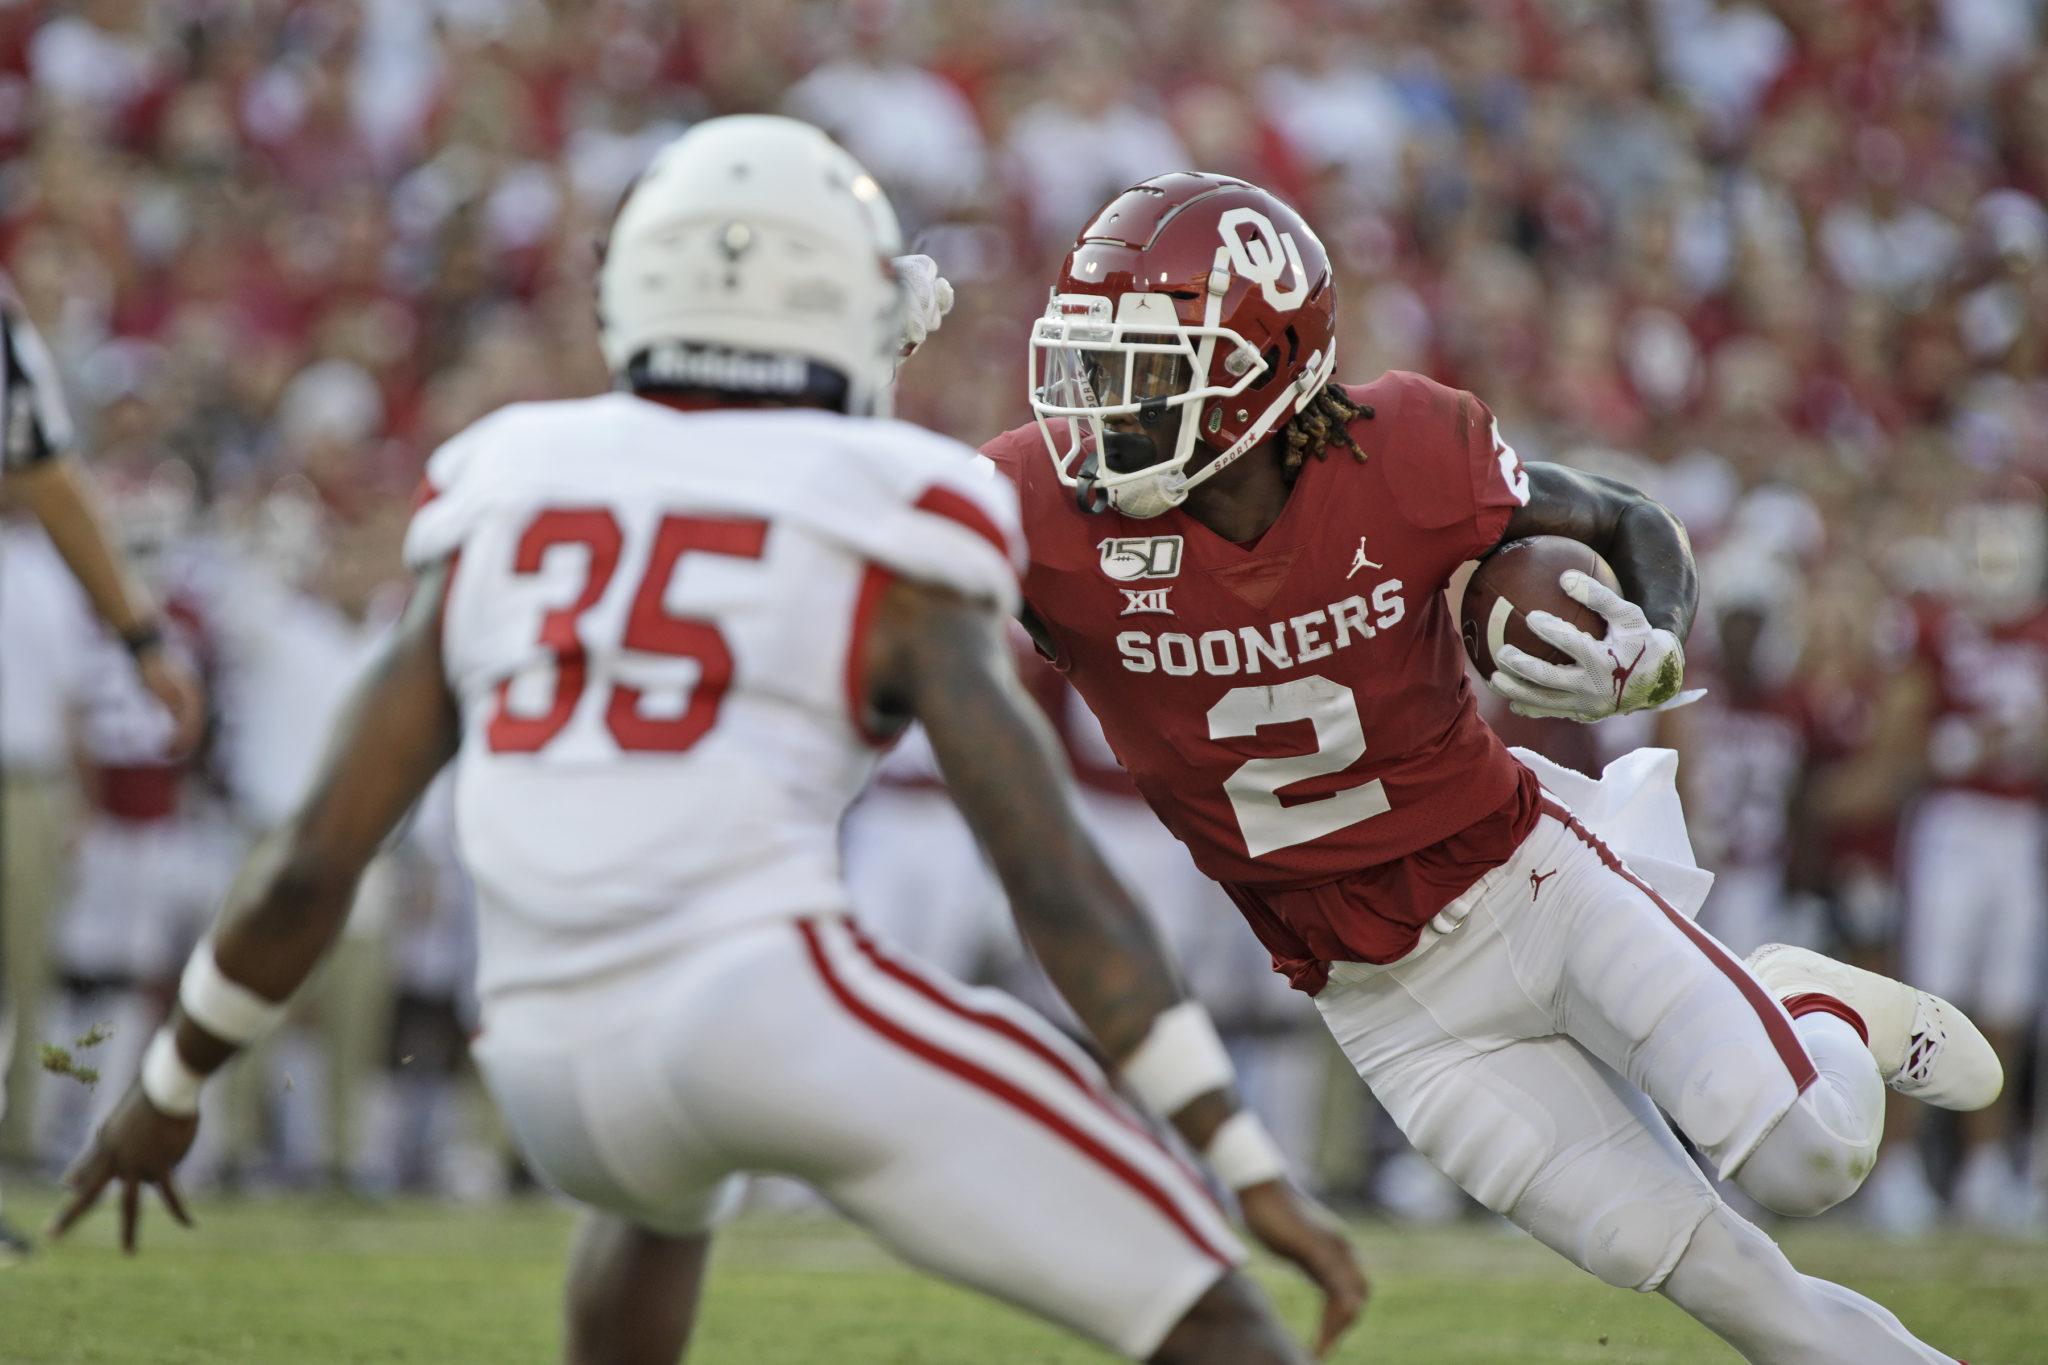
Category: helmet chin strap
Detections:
[
  {"x1": 1073, "y1": 451, "x2": 1111, "y2": 514},
  {"x1": 1172, "y1": 342, "x2": 1338, "y2": 502},
  {"x1": 1105, "y1": 470, "x2": 1187, "y2": 519},
  {"x1": 1101, "y1": 397, "x2": 1202, "y2": 519}
]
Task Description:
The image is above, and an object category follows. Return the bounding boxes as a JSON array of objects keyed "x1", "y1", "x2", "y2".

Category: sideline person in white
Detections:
[{"x1": 49, "y1": 118, "x2": 1364, "y2": 1365}]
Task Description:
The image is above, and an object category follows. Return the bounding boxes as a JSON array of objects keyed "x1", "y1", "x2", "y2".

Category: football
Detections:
[{"x1": 1460, "y1": 535, "x2": 1620, "y2": 679}]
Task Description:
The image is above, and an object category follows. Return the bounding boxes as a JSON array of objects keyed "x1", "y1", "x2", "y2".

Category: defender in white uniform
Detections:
[{"x1": 54, "y1": 119, "x2": 1363, "y2": 1365}]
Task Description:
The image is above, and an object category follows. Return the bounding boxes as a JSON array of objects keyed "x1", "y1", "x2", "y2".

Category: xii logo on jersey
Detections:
[
  {"x1": 1098, "y1": 535, "x2": 1183, "y2": 582},
  {"x1": 1120, "y1": 587, "x2": 1173, "y2": 617}
]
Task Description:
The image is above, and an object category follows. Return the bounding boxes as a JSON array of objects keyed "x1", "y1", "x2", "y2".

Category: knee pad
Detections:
[
  {"x1": 1737, "y1": 1161, "x2": 1851, "y2": 1219},
  {"x1": 1733, "y1": 1093, "x2": 1877, "y2": 1218},
  {"x1": 1577, "y1": 1192, "x2": 1716, "y2": 1291}
]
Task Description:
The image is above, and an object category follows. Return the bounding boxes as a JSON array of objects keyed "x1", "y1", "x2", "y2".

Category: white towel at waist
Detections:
[{"x1": 1509, "y1": 745, "x2": 1715, "y2": 922}]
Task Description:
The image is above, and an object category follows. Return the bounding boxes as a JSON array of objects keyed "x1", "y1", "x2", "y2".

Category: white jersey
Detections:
[{"x1": 405, "y1": 395, "x2": 1021, "y2": 1006}]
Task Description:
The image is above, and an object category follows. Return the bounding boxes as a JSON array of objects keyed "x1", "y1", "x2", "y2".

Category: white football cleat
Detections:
[{"x1": 1747, "y1": 944, "x2": 2003, "y2": 1112}]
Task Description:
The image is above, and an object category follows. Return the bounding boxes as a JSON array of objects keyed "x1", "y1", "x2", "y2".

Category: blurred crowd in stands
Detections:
[{"x1": 0, "y1": 0, "x2": 2043, "y2": 1234}]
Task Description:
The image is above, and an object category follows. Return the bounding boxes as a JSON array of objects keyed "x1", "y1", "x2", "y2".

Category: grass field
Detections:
[{"x1": 2, "y1": 1186, "x2": 2043, "y2": 1363}]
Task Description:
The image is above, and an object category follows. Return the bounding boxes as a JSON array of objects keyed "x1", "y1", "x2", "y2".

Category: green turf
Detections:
[{"x1": 1, "y1": 1186, "x2": 2041, "y2": 1362}]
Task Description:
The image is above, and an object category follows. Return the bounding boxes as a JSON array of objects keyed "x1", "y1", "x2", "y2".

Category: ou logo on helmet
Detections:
[{"x1": 1217, "y1": 206, "x2": 1308, "y2": 310}]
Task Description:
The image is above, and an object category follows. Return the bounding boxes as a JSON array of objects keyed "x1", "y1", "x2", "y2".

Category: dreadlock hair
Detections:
[{"x1": 1279, "y1": 384, "x2": 1373, "y2": 485}]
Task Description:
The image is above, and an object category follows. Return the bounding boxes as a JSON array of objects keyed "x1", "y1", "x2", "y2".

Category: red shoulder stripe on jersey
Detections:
[
  {"x1": 1541, "y1": 797, "x2": 1818, "y2": 1094},
  {"x1": 844, "y1": 563, "x2": 898, "y2": 747},
  {"x1": 913, "y1": 484, "x2": 1012, "y2": 562},
  {"x1": 799, "y1": 919, "x2": 1232, "y2": 1267}
]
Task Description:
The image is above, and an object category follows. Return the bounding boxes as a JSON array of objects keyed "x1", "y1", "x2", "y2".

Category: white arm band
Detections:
[
  {"x1": 1204, "y1": 1110, "x2": 1288, "y2": 1191},
  {"x1": 140, "y1": 1028, "x2": 204, "y2": 1118},
  {"x1": 179, "y1": 941, "x2": 290, "y2": 1045},
  {"x1": 1120, "y1": 1001, "x2": 1235, "y2": 1116}
]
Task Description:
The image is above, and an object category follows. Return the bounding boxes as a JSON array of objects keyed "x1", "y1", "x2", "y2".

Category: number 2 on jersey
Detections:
[
  {"x1": 1207, "y1": 676, "x2": 1391, "y2": 857},
  {"x1": 485, "y1": 507, "x2": 767, "y2": 754}
]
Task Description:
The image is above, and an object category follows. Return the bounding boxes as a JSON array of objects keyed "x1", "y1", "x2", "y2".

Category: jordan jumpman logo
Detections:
[
  {"x1": 1607, "y1": 642, "x2": 1648, "y2": 704},
  {"x1": 1346, "y1": 536, "x2": 1384, "y2": 580}
]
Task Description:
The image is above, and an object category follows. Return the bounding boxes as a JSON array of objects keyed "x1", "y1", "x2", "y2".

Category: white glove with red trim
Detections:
[
  {"x1": 1489, "y1": 570, "x2": 1686, "y2": 722},
  {"x1": 894, "y1": 254, "x2": 954, "y2": 359}
]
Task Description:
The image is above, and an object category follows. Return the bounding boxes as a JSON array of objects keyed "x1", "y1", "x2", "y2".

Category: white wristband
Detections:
[
  {"x1": 179, "y1": 941, "x2": 289, "y2": 1045},
  {"x1": 1120, "y1": 1002, "x2": 1235, "y2": 1117},
  {"x1": 1204, "y1": 1110, "x2": 1288, "y2": 1191},
  {"x1": 140, "y1": 1028, "x2": 204, "y2": 1118}
]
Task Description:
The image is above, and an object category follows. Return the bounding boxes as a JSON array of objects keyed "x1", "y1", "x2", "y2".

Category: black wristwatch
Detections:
[{"x1": 120, "y1": 621, "x2": 165, "y2": 661}]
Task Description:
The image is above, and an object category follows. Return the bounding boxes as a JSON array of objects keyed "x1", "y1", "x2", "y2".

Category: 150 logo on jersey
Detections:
[{"x1": 1098, "y1": 535, "x2": 1183, "y2": 581}]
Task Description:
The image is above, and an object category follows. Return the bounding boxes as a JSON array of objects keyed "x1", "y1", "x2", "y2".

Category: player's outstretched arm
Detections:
[
  {"x1": 9, "y1": 457, "x2": 206, "y2": 751},
  {"x1": 861, "y1": 578, "x2": 1366, "y2": 1357},
  {"x1": 1488, "y1": 464, "x2": 1700, "y2": 719},
  {"x1": 867, "y1": 580, "x2": 1186, "y2": 1064},
  {"x1": 49, "y1": 562, "x2": 462, "y2": 1252}
]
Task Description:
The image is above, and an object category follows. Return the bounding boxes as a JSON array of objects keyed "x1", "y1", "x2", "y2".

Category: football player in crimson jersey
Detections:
[{"x1": 944, "y1": 173, "x2": 2001, "y2": 1362}]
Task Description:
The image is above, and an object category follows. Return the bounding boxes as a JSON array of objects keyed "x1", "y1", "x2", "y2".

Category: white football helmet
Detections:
[{"x1": 599, "y1": 115, "x2": 906, "y2": 415}]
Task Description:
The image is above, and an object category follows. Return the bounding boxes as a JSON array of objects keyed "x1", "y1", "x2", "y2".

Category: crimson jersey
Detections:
[
  {"x1": 1679, "y1": 679, "x2": 1807, "y2": 873},
  {"x1": 985, "y1": 372, "x2": 1540, "y2": 988},
  {"x1": 1913, "y1": 597, "x2": 2048, "y2": 801}
]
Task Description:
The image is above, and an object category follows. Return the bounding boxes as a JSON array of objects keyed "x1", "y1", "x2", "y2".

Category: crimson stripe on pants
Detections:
[
  {"x1": 1541, "y1": 797, "x2": 1818, "y2": 1094},
  {"x1": 845, "y1": 920, "x2": 1105, "y2": 1101},
  {"x1": 843, "y1": 921, "x2": 1218, "y2": 1199},
  {"x1": 798, "y1": 920, "x2": 1233, "y2": 1267}
]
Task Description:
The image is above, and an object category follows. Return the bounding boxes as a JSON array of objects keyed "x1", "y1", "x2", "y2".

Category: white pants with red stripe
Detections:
[
  {"x1": 1316, "y1": 797, "x2": 1844, "y2": 1293},
  {"x1": 470, "y1": 915, "x2": 1241, "y2": 1359}
]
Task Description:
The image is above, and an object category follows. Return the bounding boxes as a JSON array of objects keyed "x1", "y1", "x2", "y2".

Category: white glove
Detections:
[
  {"x1": 1489, "y1": 570, "x2": 1686, "y2": 722},
  {"x1": 893, "y1": 254, "x2": 954, "y2": 359}
]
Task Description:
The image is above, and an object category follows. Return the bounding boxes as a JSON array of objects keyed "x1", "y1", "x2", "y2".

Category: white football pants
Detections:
[
  {"x1": 472, "y1": 915, "x2": 1241, "y2": 1359},
  {"x1": 1313, "y1": 795, "x2": 1951, "y2": 1361}
]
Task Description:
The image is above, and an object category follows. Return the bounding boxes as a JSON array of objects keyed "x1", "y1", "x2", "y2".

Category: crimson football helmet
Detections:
[{"x1": 1030, "y1": 173, "x2": 1338, "y2": 518}]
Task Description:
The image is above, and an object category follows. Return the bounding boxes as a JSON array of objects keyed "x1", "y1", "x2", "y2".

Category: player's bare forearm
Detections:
[
  {"x1": 11, "y1": 457, "x2": 159, "y2": 635},
  {"x1": 175, "y1": 563, "x2": 462, "y2": 1073},
  {"x1": 865, "y1": 583, "x2": 1194, "y2": 1060},
  {"x1": 1504, "y1": 464, "x2": 1698, "y2": 640}
]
